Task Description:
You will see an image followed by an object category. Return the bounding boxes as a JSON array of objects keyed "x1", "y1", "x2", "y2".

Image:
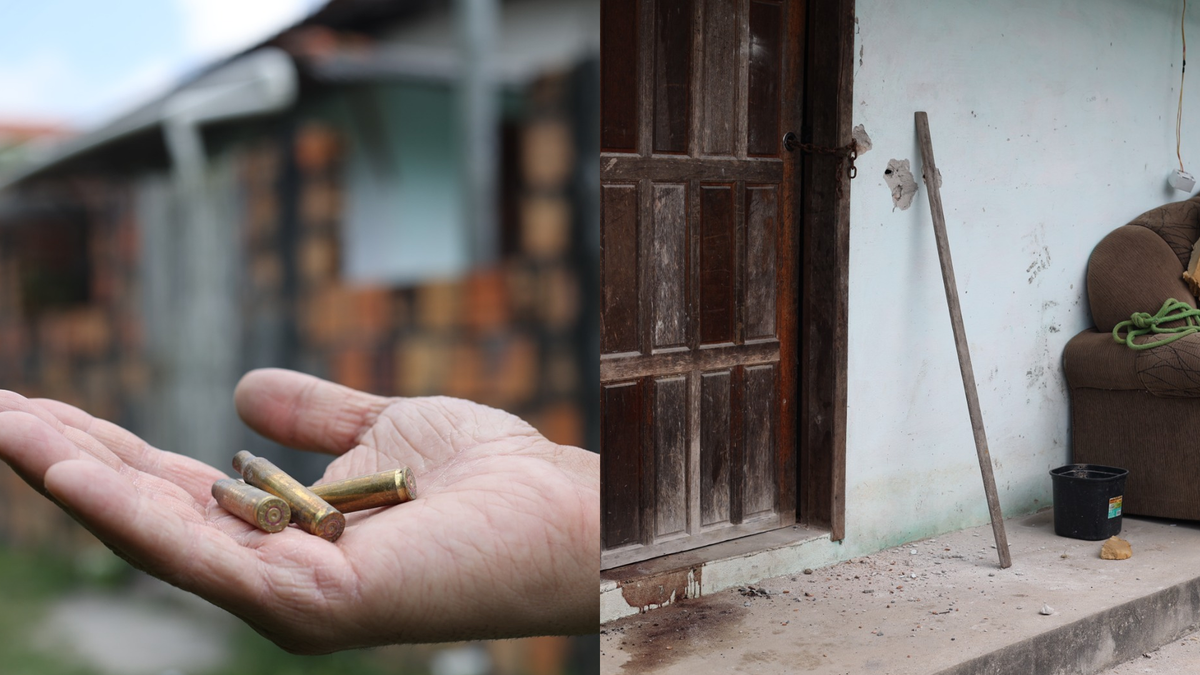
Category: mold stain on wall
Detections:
[{"x1": 1024, "y1": 225, "x2": 1053, "y2": 285}]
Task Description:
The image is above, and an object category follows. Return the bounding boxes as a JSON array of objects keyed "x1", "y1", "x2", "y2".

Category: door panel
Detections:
[
  {"x1": 747, "y1": 0, "x2": 784, "y2": 156},
  {"x1": 653, "y1": 376, "x2": 689, "y2": 536},
  {"x1": 651, "y1": 184, "x2": 688, "y2": 348},
  {"x1": 601, "y1": 185, "x2": 639, "y2": 354},
  {"x1": 743, "y1": 364, "x2": 778, "y2": 518},
  {"x1": 601, "y1": 0, "x2": 639, "y2": 152},
  {"x1": 699, "y1": 368, "x2": 732, "y2": 526},
  {"x1": 698, "y1": 185, "x2": 735, "y2": 345},
  {"x1": 601, "y1": 0, "x2": 800, "y2": 568},
  {"x1": 699, "y1": 0, "x2": 739, "y2": 156},
  {"x1": 653, "y1": 0, "x2": 692, "y2": 154},
  {"x1": 746, "y1": 186, "x2": 778, "y2": 339},
  {"x1": 601, "y1": 380, "x2": 645, "y2": 548}
]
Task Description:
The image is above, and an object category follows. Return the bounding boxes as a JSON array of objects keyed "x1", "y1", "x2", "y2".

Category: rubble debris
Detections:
[
  {"x1": 1100, "y1": 536, "x2": 1133, "y2": 560},
  {"x1": 1039, "y1": 605, "x2": 1054, "y2": 616}
]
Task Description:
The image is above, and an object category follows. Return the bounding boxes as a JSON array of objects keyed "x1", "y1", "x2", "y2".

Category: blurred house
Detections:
[
  {"x1": 0, "y1": 123, "x2": 72, "y2": 176},
  {"x1": 0, "y1": 0, "x2": 599, "y2": 486},
  {"x1": 0, "y1": 1, "x2": 598, "y2": 672}
]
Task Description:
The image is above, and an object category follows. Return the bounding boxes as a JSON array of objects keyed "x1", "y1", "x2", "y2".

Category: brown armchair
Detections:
[{"x1": 1065, "y1": 196, "x2": 1200, "y2": 520}]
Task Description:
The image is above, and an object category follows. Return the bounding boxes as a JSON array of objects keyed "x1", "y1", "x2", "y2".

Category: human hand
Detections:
[{"x1": 0, "y1": 368, "x2": 599, "y2": 652}]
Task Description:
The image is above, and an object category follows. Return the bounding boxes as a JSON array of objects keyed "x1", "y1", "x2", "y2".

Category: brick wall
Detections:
[
  {"x1": 0, "y1": 181, "x2": 149, "y2": 552},
  {"x1": 243, "y1": 71, "x2": 591, "y2": 450}
]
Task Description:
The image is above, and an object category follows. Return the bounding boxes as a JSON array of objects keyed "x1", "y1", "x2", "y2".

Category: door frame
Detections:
[{"x1": 797, "y1": 0, "x2": 853, "y2": 541}]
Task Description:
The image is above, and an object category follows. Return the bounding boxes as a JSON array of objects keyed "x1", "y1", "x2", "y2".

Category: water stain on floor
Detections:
[{"x1": 607, "y1": 594, "x2": 747, "y2": 673}]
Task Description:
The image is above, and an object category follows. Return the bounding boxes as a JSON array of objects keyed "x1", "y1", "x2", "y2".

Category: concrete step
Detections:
[
  {"x1": 602, "y1": 525, "x2": 833, "y2": 623},
  {"x1": 1101, "y1": 628, "x2": 1200, "y2": 673},
  {"x1": 601, "y1": 511, "x2": 1200, "y2": 674}
]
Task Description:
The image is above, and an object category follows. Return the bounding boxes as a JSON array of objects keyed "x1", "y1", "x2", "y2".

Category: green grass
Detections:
[
  {"x1": 0, "y1": 544, "x2": 420, "y2": 675},
  {"x1": 0, "y1": 545, "x2": 97, "y2": 675},
  {"x1": 0, "y1": 544, "x2": 594, "y2": 675},
  {"x1": 218, "y1": 629, "x2": 424, "y2": 675}
]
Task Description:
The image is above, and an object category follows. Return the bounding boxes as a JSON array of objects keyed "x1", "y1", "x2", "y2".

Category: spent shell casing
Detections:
[
  {"x1": 232, "y1": 451, "x2": 346, "y2": 542},
  {"x1": 211, "y1": 478, "x2": 292, "y2": 533},
  {"x1": 309, "y1": 468, "x2": 417, "y2": 513}
]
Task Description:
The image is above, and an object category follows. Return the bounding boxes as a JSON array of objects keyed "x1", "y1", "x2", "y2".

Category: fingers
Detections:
[
  {"x1": 0, "y1": 390, "x2": 68, "y2": 428},
  {"x1": 0, "y1": 411, "x2": 97, "y2": 490},
  {"x1": 0, "y1": 391, "x2": 125, "y2": 472},
  {"x1": 235, "y1": 368, "x2": 391, "y2": 456},
  {"x1": 32, "y1": 397, "x2": 228, "y2": 505},
  {"x1": 42, "y1": 459, "x2": 259, "y2": 607},
  {"x1": 28, "y1": 397, "x2": 92, "y2": 428}
]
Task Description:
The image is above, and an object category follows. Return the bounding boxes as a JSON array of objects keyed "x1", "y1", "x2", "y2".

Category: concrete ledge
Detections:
[
  {"x1": 937, "y1": 576, "x2": 1200, "y2": 674},
  {"x1": 601, "y1": 525, "x2": 832, "y2": 623},
  {"x1": 601, "y1": 513, "x2": 1200, "y2": 674}
]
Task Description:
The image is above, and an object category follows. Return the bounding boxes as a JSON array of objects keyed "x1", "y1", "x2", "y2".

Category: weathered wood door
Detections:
[{"x1": 601, "y1": 0, "x2": 801, "y2": 568}]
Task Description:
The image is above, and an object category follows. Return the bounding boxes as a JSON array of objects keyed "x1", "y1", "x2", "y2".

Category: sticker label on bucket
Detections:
[{"x1": 1108, "y1": 496, "x2": 1123, "y2": 519}]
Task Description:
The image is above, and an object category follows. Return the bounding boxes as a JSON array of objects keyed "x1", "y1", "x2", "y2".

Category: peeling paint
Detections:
[
  {"x1": 852, "y1": 124, "x2": 873, "y2": 154},
  {"x1": 619, "y1": 567, "x2": 702, "y2": 613},
  {"x1": 883, "y1": 159, "x2": 918, "y2": 210}
]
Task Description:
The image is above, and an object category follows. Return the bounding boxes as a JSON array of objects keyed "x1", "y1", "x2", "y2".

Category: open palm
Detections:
[{"x1": 0, "y1": 368, "x2": 599, "y2": 653}]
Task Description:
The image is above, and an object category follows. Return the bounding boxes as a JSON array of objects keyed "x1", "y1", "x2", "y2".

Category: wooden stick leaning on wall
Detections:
[{"x1": 915, "y1": 111, "x2": 1012, "y2": 569}]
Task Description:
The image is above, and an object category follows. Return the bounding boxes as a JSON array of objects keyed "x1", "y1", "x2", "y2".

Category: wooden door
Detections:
[{"x1": 601, "y1": 0, "x2": 802, "y2": 568}]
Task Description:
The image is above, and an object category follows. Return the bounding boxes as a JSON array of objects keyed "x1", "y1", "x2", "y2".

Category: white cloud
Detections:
[{"x1": 176, "y1": 0, "x2": 318, "y2": 61}]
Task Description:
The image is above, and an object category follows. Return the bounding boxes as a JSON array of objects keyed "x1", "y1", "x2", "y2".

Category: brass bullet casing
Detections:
[
  {"x1": 232, "y1": 451, "x2": 346, "y2": 542},
  {"x1": 309, "y1": 468, "x2": 417, "y2": 513},
  {"x1": 211, "y1": 478, "x2": 292, "y2": 533}
]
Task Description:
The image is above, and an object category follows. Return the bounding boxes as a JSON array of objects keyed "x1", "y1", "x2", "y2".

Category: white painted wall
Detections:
[{"x1": 844, "y1": 0, "x2": 1200, "y2": 554}]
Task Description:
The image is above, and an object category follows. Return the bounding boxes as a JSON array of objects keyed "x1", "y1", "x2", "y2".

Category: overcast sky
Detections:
[{"x1": 0, "y1": 0, "x2": 325, "y2": 129}]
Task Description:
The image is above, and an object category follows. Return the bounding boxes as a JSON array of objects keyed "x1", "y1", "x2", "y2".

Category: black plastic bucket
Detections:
[{"x1": 1050, "y1": 464, "x2": 1128, "y2": 540}]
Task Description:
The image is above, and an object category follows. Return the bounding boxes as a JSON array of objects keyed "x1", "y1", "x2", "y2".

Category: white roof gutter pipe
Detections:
[
  {"x1": 0, "y1": 48, "x2": 297, "y2": 193},
  {"x1": 157, "y1": 48, "x2": 296, "y2": 468}
]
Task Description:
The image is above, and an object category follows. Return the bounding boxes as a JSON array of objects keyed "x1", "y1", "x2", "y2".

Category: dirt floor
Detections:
[{"x1": 601, "y1": 511, "x2": 1200, "y2": 674}]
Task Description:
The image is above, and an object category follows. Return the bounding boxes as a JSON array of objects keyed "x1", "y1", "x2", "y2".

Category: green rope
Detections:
[{"x1": 1113, "y1": 298, "x2": 1200, "y2": 349}]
